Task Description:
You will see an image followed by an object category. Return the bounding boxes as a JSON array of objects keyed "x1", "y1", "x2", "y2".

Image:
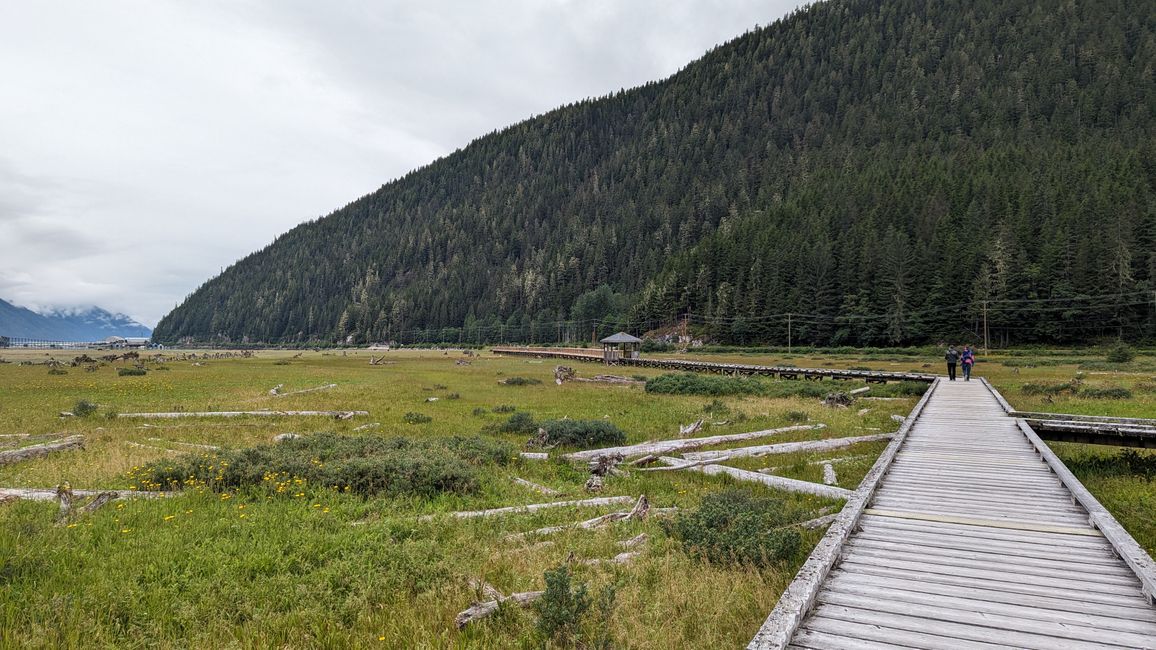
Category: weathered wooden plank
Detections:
[
  {"x1": 861, "y1": 508, "x2": 1100, "y2": 536},
  {"x1": 846, "y1": 538, "x2": 1136, "y2": 577},
  {"x1": 838, "y1": 560, "x2": 1154, "y2": 608},
  {"x1": 801, "y1": 616, "x2": 1010, "y2": 650},
  {"x1": 826, "y1": 570, "x2": 1156, "y2": 622},
  {"x1": 823, "y1": 578, "x2": 1156, "y2": 634},
  {"x1": 816, "y1": 592, "x2": 1156, "y2": 648}
]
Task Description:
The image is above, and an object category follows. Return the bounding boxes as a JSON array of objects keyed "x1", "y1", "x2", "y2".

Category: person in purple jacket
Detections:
[{"x1": 960, "y1": 345, "x2": 975, "y2": 381}]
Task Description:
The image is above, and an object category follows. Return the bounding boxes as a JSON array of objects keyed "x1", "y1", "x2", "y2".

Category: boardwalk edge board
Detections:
[
  {"x1": 980, "y1": 378, "x2": 1156, "y2": 604},
  {"x1": 745, "y1": 378, "x2": 941, "y2": 650}
]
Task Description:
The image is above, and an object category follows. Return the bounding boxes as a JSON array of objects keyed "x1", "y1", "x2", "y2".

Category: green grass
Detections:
[{"x1": 0, "y1": 346, "x2": 1152, "y2": 646}]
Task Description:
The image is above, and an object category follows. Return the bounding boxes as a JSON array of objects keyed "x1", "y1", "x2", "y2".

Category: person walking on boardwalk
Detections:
[
  {"x1": 945, "y1": 345, "x2": 959, "y2": 381},
  {"x1": 961, "y1": 345, "x2": 975, "y2": 381}
]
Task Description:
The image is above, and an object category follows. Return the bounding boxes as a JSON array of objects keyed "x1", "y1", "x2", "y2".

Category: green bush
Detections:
[
  {"x1": 492, "y1": 404, "x2": 517, "y2": 413},
  {"x1": 471, "y1": 407, "x2": 488, "y2": 416},
  {"x1": 645, "y1": 373, "x2": 766, "y2": 396},
  {"x1": 117, "y1": 367, "x2": 147, "y2": 376},
  {"x1": 1021, "y1": 381, "x2": 1075, "y2": 396},
  {"x1": 47, "y1": 367, "x2": 67, "y2": 375},
  {"x1": 536, "y1": 419, "x2": 626, "y2": 448},
  {"x1": 500, "y1": 376, "x2": 541, "y2": 386},
  {"x1": 73, "y1": 399, "x2": 98, "y2": 418},
  {"x1": 1078, "y1": 386, "x2": 1132, "y2": 400},
  {"x1": 535, "y1": 565, "x2": 590, "y2": 645},
  {"x1": 1106, "y1": 342, "x2": 1136, "y2": 363},
  {"x1": 497, "y1": 411, "x2": 538, "y2": 434},
  {"x1": 403, "y1": 412, "x2": 432, "y2": 424},
  {"x1": 702, "y1": 399, "x2": 730, "y2": 416},
  {"x1": 1064, "y1": 448, "x2": 1156, "y2": 480},
  {"x1": 664, "y1": 489, "x2": 805, "y2": 568},
  {"x1": 132, "y1": 432, "x2": 515, "y2": 497},
  {"x1": 870, "y1": 381, "x2": 931, "y2": 397}
]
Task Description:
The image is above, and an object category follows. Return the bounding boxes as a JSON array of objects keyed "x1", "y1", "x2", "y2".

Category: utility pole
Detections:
[
  {"x1": 982, "y1": 301, "x2": 990, "y2": 354},
  {"x1": 787, "y1": 313, "x2": 792, "y2": 353}
]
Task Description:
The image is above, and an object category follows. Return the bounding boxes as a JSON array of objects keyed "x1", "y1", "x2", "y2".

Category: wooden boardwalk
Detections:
[
  {"x1": 753, "y1": 378, "x2": 1156, "y2": 649},
  {"x1": 491, "y1": 347, "x2": 936, "y2": 383}
]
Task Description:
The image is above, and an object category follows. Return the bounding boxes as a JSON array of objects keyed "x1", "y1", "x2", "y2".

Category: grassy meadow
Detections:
[{"x1": 0, "y1": 346, "x2": 1153, "y2": 648}]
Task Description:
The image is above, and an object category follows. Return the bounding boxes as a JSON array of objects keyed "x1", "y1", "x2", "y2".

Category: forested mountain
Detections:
[{"x1": 154, "y1": 0, "x2": 1156, "y2": 347}]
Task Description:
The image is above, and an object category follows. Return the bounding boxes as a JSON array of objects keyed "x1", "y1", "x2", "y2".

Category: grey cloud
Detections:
[{"x1": 0, "y1": 1, "x2": 795, "y2": 326}]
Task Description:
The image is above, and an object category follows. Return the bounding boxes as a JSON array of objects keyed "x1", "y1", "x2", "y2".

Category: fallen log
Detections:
[
  {"x1": 680, "y1": 433, "x2": 893, "y2": 462},
  {"x1": 505, "y1": 497, "x2": 663, "y2": 541},
  {"x1": 271, "y1": 383, "x2": 337, "y2": 398},
  {"x1": 147, "y1": 438, "x2": 220, "y2": 451},
  {"x1": 468, "y1": 578, "x2": 505, "y2": 601},
  {"x1": 118, "y1": 410, "x2": 367, "y2": 419},
  {"x1": 561, "y1": 424, "x2": 826, "y2": 462},
  {"x1": 799, "y1": 513, "x2": 839, "y2": 530},
  {"x1": 455, "y1": 590, "x2": 544, "y2": 629},
  {"x1": 758, "y1": 454, "x2": 872, "y2": 475},
  {"x1": 619, "y1": 533, "x2": 649, "y2": 548},
  {"x1": 581, "y1": 551, "x2": 640, "y2": 567},
  {"x1": 679, "y1": 419, "x2": 704, "y2": 436},
  {"x1": 519, "y1": 452, "x2": 549, "y2": 461},
  {"x1": 419, "y1": 495, "x2": 636, "y2": 522},
  {"x1": 821, "y1": 462, "x2": 838, "y2": 486},
  {"x1": 352, "y1": 422, "x2": 381, "y2": 431},
  {"x1": 512, "y1": 477, "x2": 561, "y2": 497},
  {"x1": 0, "y1": 435, "x2": 84, "y2": 466},
  {"x1": 0, "y1": 487, "x2": 171, "y2": 501},
  {"x1": 656, "y1": 459, "x2": 852, "y2": 500},
  {"x1": 848, "y1": 386, "x2": 871, "y2": 396}
]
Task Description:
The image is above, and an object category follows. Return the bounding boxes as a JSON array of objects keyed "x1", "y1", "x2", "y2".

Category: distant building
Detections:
[{"x1": 600, "y1": 332, "x2": 642, "y2": 363}]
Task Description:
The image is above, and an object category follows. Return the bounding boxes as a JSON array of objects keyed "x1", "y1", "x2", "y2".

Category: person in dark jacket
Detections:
[
  {"x1": 961, "y1": 346, "x2": 975, "y2": 381},
  {"x1": 945, "y1": 346, "x2": 959, "y2": 381}
]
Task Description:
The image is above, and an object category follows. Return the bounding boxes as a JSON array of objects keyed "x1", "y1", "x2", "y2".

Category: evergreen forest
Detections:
[{"x1": 153, "y1": 0, "x2": 1156, "y2": 347}]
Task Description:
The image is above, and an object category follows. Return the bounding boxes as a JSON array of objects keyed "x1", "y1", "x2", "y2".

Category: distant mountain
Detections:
[
  {"x1": 0, "y1": 298, "x2": 151, "y2": 341},
  {"x1": 155, "y1": 0, "x2": 1156, "y2": 346}
]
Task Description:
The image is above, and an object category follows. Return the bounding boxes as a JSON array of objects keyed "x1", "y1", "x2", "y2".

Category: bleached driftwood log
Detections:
[
  {"x1": 512, "y1": 477, "x2": 561, "y2": 497},
  {"x1": 126, "y1": 441, "x2": 179, "y2": 453},
  {"x1": 420, "y1": 495, "x2": 636, "y2": 522},
  {"x1": 821, "y1": 462, "x2": 838, "y2": 486},
  {"x1": 656, "y1": 459, "x2": 852, "y2": 500},
  {"x1": 468, "y1": 578, "x2": 505, "y2": 601},
  {"x1": 0, "y1": 435, "x2": 84, "y2": 466},
  {"x1": 581, "y1": 551, "x2": 640, "y2": 567},
  {"x1": 147, "y1": 438, "x2": 220, "y2": 450},
  {"x1": 455, "y1": 590, "x2": 544, "y2": 629},
  {"x1": 680, "y1": 433, "x2": 893, "y2": 462},
  {"x1": 679, "y1": 419, "x2": 704, "y2": 436},
  {"x1": 799, "y1": 513, "x2": 840, "y2": 529},
  {"x1": 619, "y1": 533, "x2": 649, "y2": 548},
  {"x1": 55, "y1": 484, "x2": 119, "y2": 524},
  {"x1": 848, "y1": 386, "x2": 871, "y2": 396},
  {"x1": 506, "y1": 496, "x2": 663, "y2": 541},
  {"x1": 119, "y1": 410, "x2": 367, "y2": 419},
  {"x1": 561, "y1": 424, "x2": 826, "y2": 462},
  {"x1": 519, "y1": 452, "x2": 549, "y2": 461},
  {"x1": 271, "y1": 383, "x2": 337, "y2": 398},
  {"x1": 352, "y1": 422, "x2": 381, "y2": 431},
  {"x1": 758, "y1": 454, "x2": 872, "y2": 475},
  {"x1": 0, "y1": 486, "x2": 171, "y2": 502}
]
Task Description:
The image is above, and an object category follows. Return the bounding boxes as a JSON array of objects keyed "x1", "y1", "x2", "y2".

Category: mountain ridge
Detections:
[{"x1": 0, "y1": 298, "x2": 152, "y2": 341}]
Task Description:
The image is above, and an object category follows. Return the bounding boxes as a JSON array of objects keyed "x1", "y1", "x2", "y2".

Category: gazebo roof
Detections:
[{"x1": 600, "y1": 332, "x2": 642, "y2": 344}]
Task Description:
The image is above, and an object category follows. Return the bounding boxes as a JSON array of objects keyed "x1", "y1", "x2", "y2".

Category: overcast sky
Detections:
[{"x1": 0, "y1": 1, "x2": 795, "y2": 327}]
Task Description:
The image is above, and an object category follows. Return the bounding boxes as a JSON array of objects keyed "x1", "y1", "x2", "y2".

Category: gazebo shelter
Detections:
[{"x1": 600, "y1": 332, "x2": 642, "y2": 363}]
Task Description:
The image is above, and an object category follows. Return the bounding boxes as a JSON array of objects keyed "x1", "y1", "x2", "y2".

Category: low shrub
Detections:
[
  {"x1": 535, "y1": 565, "x2": 590, "y2": 645},
  {"x1": 445, "y1": 392, "x2": 461, "y2": 400},
  {"x1": 272, "y1": 359, "x2": 291, "y2": 366},
  {"x1": 492, "y1": 404, "x2": 517, "y2": 413},
  {"x1": 501, "y1": 376, "x2": 542, "y2": 386},
  {"x1": 73, "y1": 399, "x2": 98, "y2": 418},
  {"x1": 131, "y1": 432, "x2": 515, "y2": 497},
  {"x1": 701, "y1": 399, "x2": 730, "y2": 416},
  {"x1": 497, "y1": 411, "x2": 538, "y2": 434},
  {"x1": 1106, "y1": 342, "x2": 1136, "y2": 363},
  {"x1": 1078, "y1": 386, "x2": 1132, "y2": 400},
  {"x1": 664, "y1": 489, "x2": 805, "y2": 568},
  {"x1": 402, "y1": 412, "x2": 432, "y2": 424},
  {"x1": 871, "y1": 381, "x2": 931, "y2": 397},
  {"x1": 1021, "y1": 381, "x2": 1075, "y2": 396},
  {"x1": 1065, "y1": 448, "x2": 1156, "y2": 480},
  {"x1": 471, "y1": 407, "x2": 488, "y2": 416},
  {"x1": 47, "y1": 367, "x2": 67, "y2": 375},
  {"x1": 645, "y1": 373, "x2": 766, "y2": 396},
  {"x1": 117, "y1": 367, "x2": 147, "y2": 376},
  {"x1": 536, "y1": 419, "x2": 625, "y2": 448}
]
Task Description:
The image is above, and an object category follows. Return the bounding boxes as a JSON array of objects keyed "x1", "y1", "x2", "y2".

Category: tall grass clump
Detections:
[
  {"x1": 664, "y1": 489, "x2": 806, "y2": 568},
  {"x1": 131, "y1": 433, "x2": 515, "y2": 497}
]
